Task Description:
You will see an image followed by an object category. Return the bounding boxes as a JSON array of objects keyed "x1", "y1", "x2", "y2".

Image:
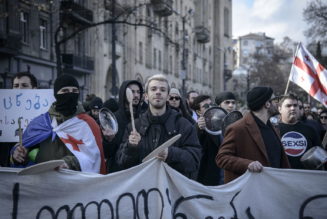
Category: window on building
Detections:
[
  {"x1": 75, "y1": 33, "x2": 86, "y2": 56},
  {"x1": 153, "y1": 48, "x2": 157, "y2": 69},
  {"x1": 40, "y1": 19, "x2": 47, "y2": 49},
  {"x1": 243, "y1": 40, "x2": 248, "y2": 46},
  {"x1": 224, "y1": 8, "x2": 229, "y2": 37},
  {"x1": 139, "y1": 41, "x2": 143, "y2": 64},
  {"x1": 20, "y1": 11, "x2": 29, "y2": 44}
]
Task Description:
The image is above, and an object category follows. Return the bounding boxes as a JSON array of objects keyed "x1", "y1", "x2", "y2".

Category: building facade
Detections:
[
  {"x1": 234, "y1": 32, "x2": 274, "y2": 69},
  {"x1": 0, "y1": 0, "x2": 233, "y2": 101}
]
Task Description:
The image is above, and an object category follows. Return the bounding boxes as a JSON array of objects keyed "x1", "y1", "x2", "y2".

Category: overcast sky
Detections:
[{"x1": 232, "y1": 0, "x2": 311, "y2": 44}]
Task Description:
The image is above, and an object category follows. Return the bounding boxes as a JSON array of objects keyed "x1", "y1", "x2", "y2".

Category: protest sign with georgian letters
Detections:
[{"x1": 0, "y1": 89, "x2": 55, "y2": 142}]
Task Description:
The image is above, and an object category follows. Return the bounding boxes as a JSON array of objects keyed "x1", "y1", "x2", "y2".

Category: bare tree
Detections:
[
  {"x1": 303, "y1": 0, "x2": 327, "y2": 43},
  {"x1": 248, "y1": 46, "x2": 291, "y2": 96}
]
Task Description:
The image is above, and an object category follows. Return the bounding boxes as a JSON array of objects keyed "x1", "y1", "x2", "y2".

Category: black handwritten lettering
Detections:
[
  {"x1": 8, "y1": 184, "x2": 260, "y2": 219},
  {"x1": 136, "y1": 188, "x2": 164, "y2": 219},
  {"x1": 172, "y1": 194, "x2": 214, "y2": 218},
  {"x1": 299, "y1": 194, "x2": 327, "y2": 219}
]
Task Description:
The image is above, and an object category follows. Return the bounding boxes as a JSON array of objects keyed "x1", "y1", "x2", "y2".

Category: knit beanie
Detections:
[
  {"x1": 89, "y1": 97, "x2": 103, "y2": 109},
  {"x1": 215, "y1": 91, "x2": 236, "y2": 105},
  {"x1": 247, "y1": 87, "x2": 273, "y2": 111},
  {"x1": 169, "y1": 88, "x2": 181, "y2": 96},
  {"x1": 54, "y1": 74, "x2": 79, "y2": 97}
]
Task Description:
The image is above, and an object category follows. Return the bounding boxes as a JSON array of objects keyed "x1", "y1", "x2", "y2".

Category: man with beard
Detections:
[
  {"x1": 116, "y1": 74, "x2": 201, "y2": 179},
  {"x1": 106, "y1": 80, "x2": 144, "y2": 172},
  {"x1": 278, "y1": 94, "x2": 321, "y2": 169},
  {"x1": 11, "y1": 74, "x2": 106, "y2": 173},
  {"x1": 216, "y1": 87, "x2": 290, "y2": 183}
]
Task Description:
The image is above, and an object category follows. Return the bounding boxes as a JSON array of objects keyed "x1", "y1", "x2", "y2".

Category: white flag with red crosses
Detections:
[
  {"x1": 52, "y1": 113, "x2": 106, "y2": 174},
  {"x1": 289, "y1": 43, "x2": 327, "y2": 107}
]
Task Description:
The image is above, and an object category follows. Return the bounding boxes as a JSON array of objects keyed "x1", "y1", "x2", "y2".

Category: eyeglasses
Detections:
[
  {"x1": 169, "y1": 96, "x2": 180, "y2": 101},
  {"x1": 203, "y1": 103, "x2": 217, "y2": 109},
  {"x1": 223, "y1": 100, "x2": 235, "y2": 105},
  {"x1": 320, "y1": 116, "x2": 327, "y2": 119}
]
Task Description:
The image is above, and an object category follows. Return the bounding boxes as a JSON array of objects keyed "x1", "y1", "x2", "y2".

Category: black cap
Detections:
[
  {"x1": 215, "y1": 92, "x2": 236, "y2": 105},
  {"x1": 89, "y1": 97, "x2": 103, "y2": 109},
  {"x1": 54, "y1": 74, "x2": 79, "y2": 97},
  {"x1": 247, "y1": 86, "x2": 273, "y2": 111}
]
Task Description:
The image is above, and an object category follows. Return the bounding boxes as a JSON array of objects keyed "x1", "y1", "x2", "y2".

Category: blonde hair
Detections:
[{"x1": 144, "y1": 74, "x2": 170, "y2": 93}]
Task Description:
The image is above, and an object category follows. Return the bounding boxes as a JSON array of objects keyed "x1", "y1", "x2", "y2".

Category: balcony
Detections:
[
  {"x1": 104, "y1": 0, "x2": 134, "y2": 13},
  {"x1": 62, "y1": 54, "x2": 94, "y2": 74},
  {"x1": 194, "y1": 26, "x2": 210, "y2": 43},
  {"x1": 0, "y1": 32, "x2": 21, "y2": 55},
  {"x1": 151, "y1": 0, "x2": 173, "y2": 17},
  {"x1": 60, "y1": 0, "x2": 93, "y2": 26}
]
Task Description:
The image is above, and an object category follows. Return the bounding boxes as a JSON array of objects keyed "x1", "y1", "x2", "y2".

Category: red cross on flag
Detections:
[
  {"x1": 289, "y1": 43, "x2": 327, "y2": 107},
  {"x1": 52, "y1": 114, "x2": 106, "y2": 174}
]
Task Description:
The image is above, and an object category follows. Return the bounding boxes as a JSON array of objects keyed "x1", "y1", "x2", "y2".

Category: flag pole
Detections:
[
  {"x1": 284, "y1": 79, "x2": 290, "y2": 95},
  {"x1": 284, "y1": 42, "x2": 301, "y2": 95}
]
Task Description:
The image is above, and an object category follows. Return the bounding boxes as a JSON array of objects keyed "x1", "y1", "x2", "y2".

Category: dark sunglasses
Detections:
[
  {"x1": 320, "y1": 116, "x2": 327, "y2": 119},
  {"x1": 169, "y1": 96, "x2": 180, "y2": 101},
  {"x1": 223, "y1": 100, "x2": 236, "y2": 105}
]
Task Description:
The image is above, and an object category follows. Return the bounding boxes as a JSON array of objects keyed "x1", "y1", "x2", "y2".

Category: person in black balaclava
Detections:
[
  {"x1": 11, "y1": 74, "x2": 106, "y2": 174},
  {"x1": 54, "y1": 74, "x2": 80, "y2": 117}
]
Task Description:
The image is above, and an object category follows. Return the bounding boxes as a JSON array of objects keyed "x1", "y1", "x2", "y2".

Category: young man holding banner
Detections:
[
  {"x1": 11, "y1": 75, "x2": 106, "y2": 174},
  {"x1": 116, "y1": 74, "x2": 201, "y2": 179}
]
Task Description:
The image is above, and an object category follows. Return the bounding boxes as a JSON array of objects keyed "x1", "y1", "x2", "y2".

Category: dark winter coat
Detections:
[
  {"x1": 197, "y1": 129, "x2": 224, "y2": 185},
  {"x1": 116, "y1": 107, "x2": 202, "y2": 179}
]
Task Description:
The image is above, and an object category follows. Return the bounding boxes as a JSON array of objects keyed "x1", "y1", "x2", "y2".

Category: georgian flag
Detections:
[
  {"x1": 289, "y1": 43, "x2": 327, "y2": 107},
  {"x1": 52, "y1": 114, "x2": 106, "y2": 174}
]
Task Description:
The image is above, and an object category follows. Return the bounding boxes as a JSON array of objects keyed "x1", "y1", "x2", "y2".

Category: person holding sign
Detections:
[
  {"x1": 116, "y1": 74, "x2": 201, "y2": 179},
  {"x1": 12, "y1": 71, "x2": 38, "y2": 89},
  {"x1": 0, "y1": 72, "x2": 38, "y2": 167},
  {"x1": 11, "y1": 75, "x2": 106, "y2": 174}
]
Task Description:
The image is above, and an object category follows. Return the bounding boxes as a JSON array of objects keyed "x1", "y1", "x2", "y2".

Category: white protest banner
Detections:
[
  {"x1": 0, "y1": 159, "x2": 326, "y2": 218},
  {"x1": 0, "y1": 89, "x2": 55, "y2": 142}
]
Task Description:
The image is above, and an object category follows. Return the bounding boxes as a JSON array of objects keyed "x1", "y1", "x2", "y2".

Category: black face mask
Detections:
[{"x1": 55, "y1": 93, "x2": 79, "y2": 117}]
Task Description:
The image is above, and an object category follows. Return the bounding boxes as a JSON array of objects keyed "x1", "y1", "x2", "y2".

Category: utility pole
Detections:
[{"x1": 111, "y1": 0, "x2": 118, "y2": 97}]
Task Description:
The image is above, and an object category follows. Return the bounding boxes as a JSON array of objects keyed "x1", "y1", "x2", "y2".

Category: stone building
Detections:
[{"x1": 0, "y1": 0, "x2": 233, "y2": 101}]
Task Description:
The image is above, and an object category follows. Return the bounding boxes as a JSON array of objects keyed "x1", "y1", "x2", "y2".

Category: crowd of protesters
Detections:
[{"x1": 1, "y1": 71, "x2": 326, "y2": 185}]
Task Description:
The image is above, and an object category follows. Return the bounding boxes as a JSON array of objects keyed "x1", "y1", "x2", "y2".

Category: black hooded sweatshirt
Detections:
[{"x1": 105, "y1": 80, "x2": 144, "y2": 172}]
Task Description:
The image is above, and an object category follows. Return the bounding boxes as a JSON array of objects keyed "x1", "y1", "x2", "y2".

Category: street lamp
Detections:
[{"x1": 179, "y1": 9, "x2": 194, "y2": 97}]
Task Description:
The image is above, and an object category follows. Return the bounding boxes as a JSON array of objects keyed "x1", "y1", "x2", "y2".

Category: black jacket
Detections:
[
  {"x1": 116, "y1": 107, "x2": 202, "y2": 179},
  {"x1": 105, "y1": 80, "x2": 144, "y2": 172},
  {"x1": 197, "y1": 129, "x2": 224, "y2": 185}
]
